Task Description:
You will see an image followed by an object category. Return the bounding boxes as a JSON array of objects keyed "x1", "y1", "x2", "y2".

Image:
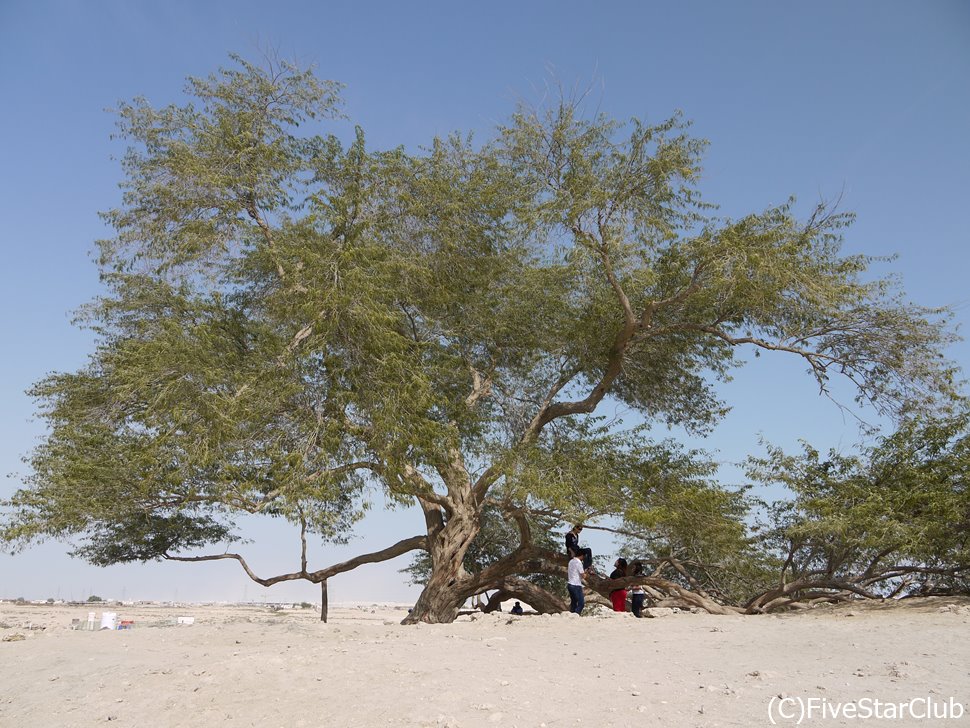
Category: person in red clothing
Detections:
[{"x1": 609, "y1": 557, "x2": 628, "y2": 612}]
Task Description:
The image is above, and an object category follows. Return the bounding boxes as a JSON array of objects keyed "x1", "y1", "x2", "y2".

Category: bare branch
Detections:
[
  {"x1": 163, "y1": 552, "x2": 306, "y2": 587},
  {"x1": 164, "y1": 535, "x2": 429, "y2": 587},
  {"x1": 309, "y1": 535, "x2": 428, "y2": 581},
  {"x1": 299, "y1": 511, "x2": 308, "y2": 573}
]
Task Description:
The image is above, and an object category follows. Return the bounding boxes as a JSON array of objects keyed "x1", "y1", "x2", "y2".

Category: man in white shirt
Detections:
[{"x1": 567, "y1": 552, "x2": 586, "y2": 614}]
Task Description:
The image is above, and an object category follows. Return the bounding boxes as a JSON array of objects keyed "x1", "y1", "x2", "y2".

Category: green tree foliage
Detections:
[
  {"x1": 0, "y1": 56, "x2": 959, "y2": 622},
  {"x1": 2, "y1": 56, "x2": 364, "y2": 569},
  {"x1": 617, "y1": 473, "x2": 776, "y2": 607},
  {"x1": 745, "y1": 414, "x2": 970, "y2": 610}
]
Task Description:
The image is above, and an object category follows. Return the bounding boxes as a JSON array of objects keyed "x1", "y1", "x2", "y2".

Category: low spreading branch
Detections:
[{"x1": 164, "y1": 535, "x2": 428, "y2": 587}]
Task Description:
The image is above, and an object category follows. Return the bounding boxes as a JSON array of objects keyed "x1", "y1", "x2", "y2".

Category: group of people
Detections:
[{"x1": 565, "y1": 524, "x2": 648, "y2": 617}]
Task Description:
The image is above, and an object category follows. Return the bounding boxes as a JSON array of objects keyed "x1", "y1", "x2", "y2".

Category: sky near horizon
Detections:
[{"x1": 1, "y1": 1, "x2": 969, "y2": 605}]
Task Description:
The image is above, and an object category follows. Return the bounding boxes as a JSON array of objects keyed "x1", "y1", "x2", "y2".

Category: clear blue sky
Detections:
[{"x1": 1, "y1": 1, "x2": 968, "y2": 604}]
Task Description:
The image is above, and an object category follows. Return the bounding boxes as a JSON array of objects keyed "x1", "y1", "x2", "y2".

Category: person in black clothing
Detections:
[
  {"x1": 565, "y1": 524, "x2": 593, "y2": 572},
  {"x1": 510, "y1": 601, "x2": 524, "y2": 615},
  {"x1": 630, "y1": 561, "x2": 647, "y2": 618}
]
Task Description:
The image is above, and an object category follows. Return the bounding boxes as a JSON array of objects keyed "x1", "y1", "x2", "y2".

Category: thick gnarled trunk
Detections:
[{"x1": 402, "y1": 508, "x2": 480, "y2": 624}]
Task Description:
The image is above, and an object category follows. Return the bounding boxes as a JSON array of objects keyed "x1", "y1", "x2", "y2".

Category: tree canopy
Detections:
[
  {"x1": 1, "y1": 56, "x2": 960, "y2": 622},
  {"x1": 743, "y1": 414, "x2": 970, "y2": 610}
]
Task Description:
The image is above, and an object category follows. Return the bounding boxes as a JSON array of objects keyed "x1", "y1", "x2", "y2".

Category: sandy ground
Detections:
[{"x1": 1, "y1": 598, "x2": 968, "y2": 727}]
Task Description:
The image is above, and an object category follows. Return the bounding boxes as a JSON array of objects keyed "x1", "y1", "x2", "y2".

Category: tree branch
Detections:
[
  {"x1": 639, "y1": 262, "x2": 706, "y2": 329},
  {"x1": 299, "y1": 512, "x2": 308, "y2": 573},
  {"x1": 163, "y1": 551, "x2": 306, "y2": 587},
  {"x1": 164, "y1": 535, "x2": 429, "y2": 587},
  {"x1": 465, "y1": 364, "x2": 493, "y2": 409},
  {"x1": 685, "y1": 324, "x2": 840, "y2": 381},
  {"x1": 572, "y1": 223, "x2": 635, "y2": 327},
  {"x1": 244, "y1": 197, "x2": 288, "y2": 282},
  {"x1": 308, "y1": 535, "x2": 429, "y2": 581}
]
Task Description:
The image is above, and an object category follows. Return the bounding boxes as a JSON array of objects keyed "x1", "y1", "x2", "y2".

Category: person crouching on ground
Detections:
[
  {"x1": 609, "y1": 557, "x2": 628, "y2": 612},
  {"x1": 567, "y1": 551, "x2": 586, "y2": 614}
]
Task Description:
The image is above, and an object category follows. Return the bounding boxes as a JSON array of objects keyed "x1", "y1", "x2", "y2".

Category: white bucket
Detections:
[{"x1": 100, "y1": 612, "x2": 117, "y2": 630}]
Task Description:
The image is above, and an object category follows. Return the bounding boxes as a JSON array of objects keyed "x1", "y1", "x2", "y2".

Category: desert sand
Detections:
[{"x1": 1, "y1": 598, "x2": 968, "y2": 727}]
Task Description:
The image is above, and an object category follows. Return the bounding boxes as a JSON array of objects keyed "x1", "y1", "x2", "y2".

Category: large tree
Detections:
[{"x1": 1, "y1": 57, "x2": 958, "y2": 623}]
